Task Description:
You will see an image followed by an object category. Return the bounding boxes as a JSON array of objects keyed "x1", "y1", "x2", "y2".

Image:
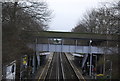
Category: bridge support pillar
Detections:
[
  {"x1": 61, "y1": 39, "x2": 64, "y2": 52},
  {"x1": 36, "y1": 51, "x2": 40, "y2": 66},
  {"x1": 48, "y1": 39, "x2": 50, "y2": 52},
  {"x1": 32, "y1": 55, "x2": 35, "y2": 73},
  {"x1": 75, "y1": 40, "x2": 77, "y2": 53}
]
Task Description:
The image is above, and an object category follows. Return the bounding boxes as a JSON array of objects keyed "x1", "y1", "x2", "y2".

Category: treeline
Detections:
[
  {"x1": 70, "y1": 2, "x2": 120, "y2": 46},
  {"x1": 65, "y1": 2, "x2": 120, "y2": 46},
  {"x1": 2, "y1": 1, "x2": 52, "y2": 64},
  {"x1": 71, "y1": 2, "x2": 120, "y2": 79},
  {"x1": 72, "y1": 2, "x2": 120, "y2": 34}
]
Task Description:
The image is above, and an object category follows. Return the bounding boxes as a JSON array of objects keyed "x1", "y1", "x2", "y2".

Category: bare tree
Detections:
[
  {"x1": 73, "y1": 2, "x2": 120, "y2": 34},
  {"x1": 2, "y1": 1, "x2": 52, "y2": 79},
  {"x1": 72, "y1": 2, "x2": 120, "y2": 79}
]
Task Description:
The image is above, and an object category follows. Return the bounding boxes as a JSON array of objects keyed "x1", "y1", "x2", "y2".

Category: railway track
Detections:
[{"x1": 45, "y1": 52, "x2": 79, "y2": 81}]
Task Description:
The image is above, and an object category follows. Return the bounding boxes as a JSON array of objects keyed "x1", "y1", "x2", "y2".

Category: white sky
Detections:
[{"x1": 46, "y1": 0, "x2": 119, "y2": 32}]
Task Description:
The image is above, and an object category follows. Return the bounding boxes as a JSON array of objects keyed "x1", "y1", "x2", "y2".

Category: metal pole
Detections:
[
  {"x1": 90, "y1": 54, "x2": 92, "y2": 76},
  {"x1": 89, "y1": 40, "x2": 92, "y2": 77}
]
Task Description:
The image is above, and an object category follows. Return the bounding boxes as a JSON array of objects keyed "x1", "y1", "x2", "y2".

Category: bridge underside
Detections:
[{"x1": 28, "y1": 44, "x2": 118, "y2": 54}]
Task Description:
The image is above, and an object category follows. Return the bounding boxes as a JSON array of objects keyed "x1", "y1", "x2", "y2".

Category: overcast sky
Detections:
[{"x1": 46, "y1": 0, "x2": 119, "y2": 32}]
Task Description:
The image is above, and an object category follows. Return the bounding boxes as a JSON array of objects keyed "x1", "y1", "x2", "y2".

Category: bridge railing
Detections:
[{"x1": 28, "y1": 44, "x2": 118, "y2": 54}]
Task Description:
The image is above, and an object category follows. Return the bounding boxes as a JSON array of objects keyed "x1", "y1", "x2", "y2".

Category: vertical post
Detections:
[
  {"x1": 0, "y1": 3, "x2": 2, "y2": 81},
  {"x1": 103, "y1": 54, "x2": 105, "y2": 74},
  {"x1": 110, "y1": 61, "x2": 112, "y2": 81},
  {"x1": 69, "y1": 45, "x2": 70, "y2": 53},
  {"x1": 36, "y1": 52, "x2": 40, "y2": 67},
  {"x1": 89, "y1": 40, "x2": 92, "y2": 77},
  {"x1": 75, "y1": 40, "x2": 77, "y2": 53},
  {"x1": 61, "y1": 39, "x2": 64, "y2": 53},
  {"x1": 35, "y1": 38, "x2": 37, "y2": 52},
  {"x1": 103, "y1": 40, "x2": 108, "y2": 74},
  {"x1": 106, "y1": 60, "x2": 112, "y2": 81},
  {"x1": 48, "y1": 39, "x2": 49, "y2": 52},
  {"x1": 36, "y1": 38, "x2": 38, "y2": 69},
  {"x1": 96, "y1": 55, "x2": 97, "y2": 72},
  {"x1": 90, "y1": 54, "x2": 92, "y2": 76},
  {"x1": 61, "y1": 39, "x2": 62, "y2": 52},
  {"x1": 42, "y1": 40, "x2": 43, "y2": 51},
  {"x1": 33, "y1": 38, "x2": 38, "y2": 73},
  {"x1": 55, "y1": 40, "x2": 56, "y2": 52},
  {"x1": 32, "y1": 55, "x2": 35, "y2": 73},
  {"x1": 93, "y1": 55, "x2": 97, "y2": 68},
  {"x1": 93, "y1": 55, "x2": 97, "y2": 79}
]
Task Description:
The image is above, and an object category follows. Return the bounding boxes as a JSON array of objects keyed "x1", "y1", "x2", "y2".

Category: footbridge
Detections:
[
  {"x1": 32, "y1": 31, "x2": 119, "y2": 41},
  {"x1": 28, "y1": 31, "x2": 119, "y2": 54},
  {"x1": 29, "y1": 44, "x2": 118, "y2": 54}
]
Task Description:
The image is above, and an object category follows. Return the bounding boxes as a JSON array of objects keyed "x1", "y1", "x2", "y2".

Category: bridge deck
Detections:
[{"x1": 30, "y1": 31, "x2": 120, "y2": 41}]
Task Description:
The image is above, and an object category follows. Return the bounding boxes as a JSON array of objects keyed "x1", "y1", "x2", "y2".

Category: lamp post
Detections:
[{"x1": 89, "y1": 40, "x2": 92, "y2": 77}]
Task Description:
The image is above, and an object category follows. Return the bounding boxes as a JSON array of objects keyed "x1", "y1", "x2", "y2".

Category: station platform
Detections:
[
  {"x1": 65, "y1": 53, "x2": 91, "y2": 80},
  {"x1": 34, "y1": 52, "x2": 54, "y2": 80},
  {"x1": 34, "y1": 52, "x2": 91, "y2": 81}
]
